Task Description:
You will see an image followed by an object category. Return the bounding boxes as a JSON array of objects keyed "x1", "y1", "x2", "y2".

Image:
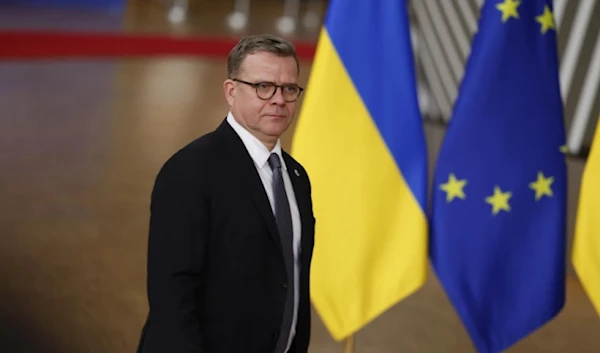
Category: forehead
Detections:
[{"x1": 240, "y1": 52, "x2": 298, "y2": 81}]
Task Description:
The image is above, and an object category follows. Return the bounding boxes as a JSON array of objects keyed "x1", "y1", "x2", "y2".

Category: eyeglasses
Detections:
[{"x1": 232, "y1": 79, "x2": 304, "y2": 102}]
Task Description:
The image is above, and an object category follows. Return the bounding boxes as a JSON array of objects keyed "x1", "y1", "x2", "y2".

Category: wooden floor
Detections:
[{"x1": 0, "y1": 1, "x2": 599, "y2": 352}]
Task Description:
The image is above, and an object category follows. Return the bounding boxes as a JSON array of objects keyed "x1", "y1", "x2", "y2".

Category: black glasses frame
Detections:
[{"x1": 232, "y1": 78, "x2": 304, "y2": 102}]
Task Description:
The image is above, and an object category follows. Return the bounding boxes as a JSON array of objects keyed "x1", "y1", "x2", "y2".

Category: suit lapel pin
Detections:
[{"x1": 294, "y1": 169, "x2": 300, "y2": 177}]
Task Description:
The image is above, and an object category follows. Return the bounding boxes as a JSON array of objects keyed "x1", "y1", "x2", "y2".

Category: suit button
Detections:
[
  {"x1": 281, "y1": 283, "x2": 287, "y2": 289},
  {"x1": 272, "y1": 332, "x2": 279, "y2": 341}
]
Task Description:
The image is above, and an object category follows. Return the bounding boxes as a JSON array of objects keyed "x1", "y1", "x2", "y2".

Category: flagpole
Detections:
[{"x1": 343, "y1": 335, "x2": 355, "y2": 353}]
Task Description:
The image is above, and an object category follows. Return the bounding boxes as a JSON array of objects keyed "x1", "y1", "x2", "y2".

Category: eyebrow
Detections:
[{"x1": 244, "y1": 78, "x2": 298, "y2": 85}]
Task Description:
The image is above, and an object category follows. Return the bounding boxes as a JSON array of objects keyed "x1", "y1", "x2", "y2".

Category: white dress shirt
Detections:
[{"x1": 226, "y1": 112, "x2": 301, "y2": 352}]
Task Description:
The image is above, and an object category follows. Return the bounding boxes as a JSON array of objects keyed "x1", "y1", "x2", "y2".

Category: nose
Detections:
[{"x1": 270, "y1": 87, "x2": 286, "y2": 105}]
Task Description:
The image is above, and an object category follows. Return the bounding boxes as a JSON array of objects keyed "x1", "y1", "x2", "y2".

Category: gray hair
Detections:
[{"x1": 227, "y1": 34, "x2": 299, "y2": 78}]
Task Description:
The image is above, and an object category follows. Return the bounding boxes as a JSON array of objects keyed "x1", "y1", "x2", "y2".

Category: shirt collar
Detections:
[{"x1": 227, "y1": 111, "x2": 287, "y2": 170}]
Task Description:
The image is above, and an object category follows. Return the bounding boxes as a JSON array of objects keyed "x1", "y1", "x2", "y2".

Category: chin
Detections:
[
  {"x1": 265, "y1": 127, "x2": 288, "y2": 137},
  {"x1": 264, "y1": 120, "x2": 290, "y2": 136}
]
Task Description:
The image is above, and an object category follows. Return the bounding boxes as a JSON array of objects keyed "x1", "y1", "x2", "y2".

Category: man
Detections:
[{"x1": 136, "y1": 34, "x2": 315, "y2": 353}]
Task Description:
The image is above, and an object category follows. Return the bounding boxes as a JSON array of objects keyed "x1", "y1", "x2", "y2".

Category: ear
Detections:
[{"x1": 223, "y1": 79, "x2": 236, "y2": 107}]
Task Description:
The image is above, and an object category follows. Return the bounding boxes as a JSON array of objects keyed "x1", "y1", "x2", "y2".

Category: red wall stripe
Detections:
[{"x1": 0, "y1": 30, "x2": 317, "y2": 60}]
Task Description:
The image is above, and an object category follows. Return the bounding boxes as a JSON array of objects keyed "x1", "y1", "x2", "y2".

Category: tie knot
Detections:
[{"x1": 268, "y1": 153, "x2": 282, "y2": 170}]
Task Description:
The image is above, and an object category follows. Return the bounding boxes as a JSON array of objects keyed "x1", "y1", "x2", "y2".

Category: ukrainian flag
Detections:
[
  {"x1": 573, "y1": 117, "x2": 600, "y2": 316},
  {"x1": 430, "y1": 0, "x2": 566, "y2": 352},
  {"x1": 290, "y1": 0, "x2": 428, "y2": 341}
]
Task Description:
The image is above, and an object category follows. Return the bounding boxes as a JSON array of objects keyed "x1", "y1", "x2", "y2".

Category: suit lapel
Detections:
[
  {"x1": 283, "y1": 153, "x2": 312, "y2": 256},
  {"x1": 216, "y1": 120, "x2": 282, "y2": 252}
]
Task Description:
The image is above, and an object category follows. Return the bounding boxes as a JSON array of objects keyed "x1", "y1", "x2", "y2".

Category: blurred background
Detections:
[{"x1": 0, "y1": 0, "x2": 599, "y2": 352}]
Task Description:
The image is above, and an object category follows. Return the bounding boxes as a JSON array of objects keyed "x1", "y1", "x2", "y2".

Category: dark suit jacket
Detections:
[{"x1": 136, "y1": 118, "x2": 315, "y2": 353}]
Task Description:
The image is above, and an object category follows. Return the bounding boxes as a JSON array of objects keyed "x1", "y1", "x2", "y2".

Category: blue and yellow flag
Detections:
[
  {"x1": 573, "y1": 117, "x2": 600, "y2": 316},
  {"x1": 291, "y1": 0, "x2": 428, "y2": 340},
  {"x1": 430, "y1": 0, "x2": 566, "y2": 351}
]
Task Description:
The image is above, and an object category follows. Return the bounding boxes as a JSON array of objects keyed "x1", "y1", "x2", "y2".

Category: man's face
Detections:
[{"x1": 224, "y1": 51, "x2": 300, "y2": 148}]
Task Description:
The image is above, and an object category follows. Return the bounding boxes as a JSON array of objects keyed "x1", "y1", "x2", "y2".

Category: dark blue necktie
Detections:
[{"x1": 268, "y1": 153, "x2": 295, "y2": 353}]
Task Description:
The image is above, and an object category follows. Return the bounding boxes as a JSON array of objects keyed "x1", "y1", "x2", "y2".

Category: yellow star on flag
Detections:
[
  {"x1": 496, "y1": 0, "x2": 521, "y2": 23},
  {"x1": 439, "y1": 173, "x2": 467, "y2": 202},
  {"x1": 560, "y1": 145, "x2": 569, "y2": 154},
  {"x1": 485, "y1": 186, "x2": 512, "y2": 215},
  {"x1": 536, "y1": 5, "x2": 556, "y2": 34},
  {"x1": 529, "y1": 171, "x2": 554, "y2": 200}
]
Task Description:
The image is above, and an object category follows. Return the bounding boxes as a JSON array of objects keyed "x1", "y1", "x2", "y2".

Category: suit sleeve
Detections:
[{"x1": 145, "y1": 151, "x2": 208, "y2": 352}]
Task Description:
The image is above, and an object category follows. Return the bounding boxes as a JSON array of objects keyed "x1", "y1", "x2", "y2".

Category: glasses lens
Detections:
[
  {"x1": 256, "y1": 83, "x2": 276, "y2": 99},
  {"x1": 282, "y1": 86, "x2": 300, "y2": 101}
]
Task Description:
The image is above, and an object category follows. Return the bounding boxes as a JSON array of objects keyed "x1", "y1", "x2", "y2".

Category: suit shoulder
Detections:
[{"x1": 153, "y1": 132, "x2": 219, "y2": 185}]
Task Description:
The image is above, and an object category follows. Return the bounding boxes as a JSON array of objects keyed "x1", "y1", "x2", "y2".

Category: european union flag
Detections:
[{"x1": 430, "y1": 0, "x2": 566, "y2": 352}]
